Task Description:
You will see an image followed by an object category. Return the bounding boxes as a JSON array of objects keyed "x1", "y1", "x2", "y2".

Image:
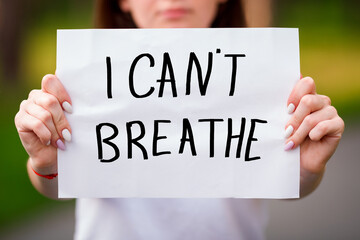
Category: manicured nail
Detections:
[
  {"x1": 56, "y1": 139, "x2": 66, "y2": 150},
  {"x1": 284, "y1": 141, "x2": 294, "y2": 151},
  {"x1": 284, "y1": 125, "x2": 294, "y2": 139},
  {"x1": 287, "y1": 103, "x2": 295, "y2": 114},
  {"x1": 46, "y1": 140, "x2": 51, "y2": 146},
  {"x1": 62, "y1": 101, "x2": 73, "y2": 114},
  {"x1": 62, "y1": 129, "x2": 72, "y2": 142}
]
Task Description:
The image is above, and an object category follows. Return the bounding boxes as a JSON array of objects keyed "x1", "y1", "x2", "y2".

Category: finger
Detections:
[
  {"x1": 23, "y1": 100, "x2": 61, "y2": 146},
  {"x1": 30, "y1": 90, "x2": 72, "y2": 144},
  {"x1": 28, "y1": 89, "x2": 42, "y2": 99},
  {"x1": 286, "y1": 106, "x2": 338, "y2": 148},
  {"x1": 309, "y1": 116, "x2": 345, "y2": 141},
  {"x1": 41, "y1": 74, "x2": 73, "y2": 113},
  {"x1": 286, "y1": 94, "x2": 331, "y2": 131},
  {"x1": 15, "y1": 111, "x2": 51, "y2": 146},
  {"x1": 287, "y1": 77, "x2": 316, "y2": 113}
]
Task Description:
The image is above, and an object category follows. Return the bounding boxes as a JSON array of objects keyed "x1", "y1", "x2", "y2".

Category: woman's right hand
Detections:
[{"x1": 15, "y1": 74, "x2": 73, "y2": 175}]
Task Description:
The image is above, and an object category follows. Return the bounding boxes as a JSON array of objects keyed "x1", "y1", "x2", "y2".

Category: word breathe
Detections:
[{"x1": 96, "y1": 118, "x2": 267, "y2": 162}]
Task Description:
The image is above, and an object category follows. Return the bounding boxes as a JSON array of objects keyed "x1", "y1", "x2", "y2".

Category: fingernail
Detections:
[
  {"x1": 56, "y1": 139, "x2": 66, "y2": 150},
  {"x1": 284, "y1": 125, "x2": 294, "y2": 139},
  {"x1": 46, "y1": 140, "x2": 51, "y2": 146},
  {"x1": 284, "y1": 141, "x2": 294, "y2": 151},
  {"x1": 62, "y1": 101, "x2": 73, "y2": 114},
  {"x1": 62, "y1": 129, "x2": 72, "y2": 142},
  {"x1": 287, "y1": 103, "x2": 295, "y2": 114}
]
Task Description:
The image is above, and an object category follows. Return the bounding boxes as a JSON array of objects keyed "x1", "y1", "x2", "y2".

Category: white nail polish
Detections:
[
  {"x1": 284, "y1": 125, "x2": 294, "y2": 139},
  {"x1": 62, "y1": 101, "x2": 73, "y2": 114},
  {"x1": 46, "y1": 140, "x2": 51, "y2": 146},
  {"x1": 62, "y1": 129, "x2": 72, "y2": 142},
  {"x1": 287, "y1": 103, "x2": 295, "y2": 114}
]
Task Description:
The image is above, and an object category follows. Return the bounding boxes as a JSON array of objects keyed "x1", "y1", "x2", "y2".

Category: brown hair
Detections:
[{"x1": 94, "y1": 0, "x2": 246, "y2": 28}]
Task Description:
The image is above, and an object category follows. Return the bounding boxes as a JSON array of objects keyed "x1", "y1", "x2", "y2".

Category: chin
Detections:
[
  {"x1": 150, "y1": 19, "x2": 207, "y2": 28},
  {"x1": 162, "y1": 23, "x2": 204, "y2": 28}
]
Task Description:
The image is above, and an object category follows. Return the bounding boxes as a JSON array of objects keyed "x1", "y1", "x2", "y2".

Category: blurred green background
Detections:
[{"x1": 0, "y1": 0, "x2": 359, "y2": 235}]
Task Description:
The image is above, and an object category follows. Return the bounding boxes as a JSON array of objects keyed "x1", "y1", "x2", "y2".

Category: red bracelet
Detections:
[{"x1": 31, "y1": 167, "x2": 58, "y2": 179}]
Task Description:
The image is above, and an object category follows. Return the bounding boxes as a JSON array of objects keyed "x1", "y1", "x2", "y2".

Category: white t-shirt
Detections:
[{"x1": 74, "y1": 198, "x2": 268, "y2": 240}]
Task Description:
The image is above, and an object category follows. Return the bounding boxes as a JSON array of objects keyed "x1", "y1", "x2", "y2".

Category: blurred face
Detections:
[{"x1": 119, "y1": 0, "x2": 227, "y2": 28}]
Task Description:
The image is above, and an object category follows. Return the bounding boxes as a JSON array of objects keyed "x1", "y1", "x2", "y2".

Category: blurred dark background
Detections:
[{"x1": 1, "y1": 0, "x2": 359, "y2": 239}]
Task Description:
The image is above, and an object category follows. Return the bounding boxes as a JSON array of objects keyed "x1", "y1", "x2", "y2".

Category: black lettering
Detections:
[
  {"x1": 225, "y1": 118, "x2": 246, "y2": 158},
  {"x1": 186, "y1": 52, "x2": 213, "y2": 96},
  {"x1": 106, "y1": 56, "x2": 112, "y2": 99},
  {"x1": 199, "y1": 119, "x2": 224, "y2": 158},
  {"x1": 153, "y1": 120, "x2": 171, "y2": 156},
  {"x1": 129, "y1": 53, "x2": 155, "y2": 98},
  {"x1": 126, "y1": 121, "x2": 148, "y2": 160},
  {"x1": 157, "y1": 52, "x2": 177, "y2": 97},
  {"x1": 245, "y1": 119, "x2": 268, "y2": 161},
  {"x1": 224, "y1": 54, "x2": 246, "y2": 96},
  {"x1": 179, "y1": 118, "x2": 197, "y2": 156},
  {"x1": 96, "y1": 123, "x2": 120, "y2": 162}
]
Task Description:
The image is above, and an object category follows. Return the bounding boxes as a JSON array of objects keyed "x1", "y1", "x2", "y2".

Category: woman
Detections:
[{"x1": 15, "y1": 0, "x2": 344, "y2": 239}]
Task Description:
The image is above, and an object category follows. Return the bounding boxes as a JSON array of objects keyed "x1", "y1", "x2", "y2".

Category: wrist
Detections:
[
  {"x1": 28, "y1": 158, "x2": 58, "y2": 177},
  {"x1": 300, "y1": 167, "x2": 325, "y2": 197},
  {"x1": 26, "y1": 159, "x2": 59, "y2": 199},
  {"x1": 31, "y1": 167, "x2": 58, "y2": 179}
]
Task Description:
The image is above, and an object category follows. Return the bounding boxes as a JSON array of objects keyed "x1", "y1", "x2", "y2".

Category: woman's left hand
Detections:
[{"x1": 285, "y1": 76, "x2": 345, "y2": 197}]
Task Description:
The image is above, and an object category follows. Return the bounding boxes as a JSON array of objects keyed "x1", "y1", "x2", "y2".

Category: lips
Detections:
[{"x1": 161, "y1": 8, "x2": 189, "y2": 19}]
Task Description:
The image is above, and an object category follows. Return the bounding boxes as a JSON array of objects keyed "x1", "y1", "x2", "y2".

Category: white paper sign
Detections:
[{"x1": 57, "y1": 28, "x2": 300, "y2": 198}]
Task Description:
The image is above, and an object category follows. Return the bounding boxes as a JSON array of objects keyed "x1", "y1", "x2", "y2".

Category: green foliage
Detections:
[
  {"x1": 0, "y1": 2, "x2": 92, "y2": 229},
  {"x1": 0, "y1": 91, "x2": 47, "y2": 228}
]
